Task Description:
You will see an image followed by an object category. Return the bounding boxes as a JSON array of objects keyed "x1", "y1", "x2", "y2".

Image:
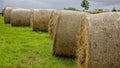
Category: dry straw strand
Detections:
[{"x1": 77, "y1": 16, "x2": 89, "y2": 68}]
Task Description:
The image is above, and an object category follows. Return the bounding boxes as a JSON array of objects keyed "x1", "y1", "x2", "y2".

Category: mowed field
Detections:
[{"x1": 0, "y1": 14, "x2": 76, "y2": 68}]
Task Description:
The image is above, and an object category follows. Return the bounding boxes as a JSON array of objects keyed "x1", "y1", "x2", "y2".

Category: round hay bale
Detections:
[
  {"x1": 77, "y1": 12, "x2": 120, "y2": 68},
  {"x1": 4, "y1": 7, "x2": 17, "y2": 24},
  {"x1": 52, "y1": 10, "x2": 87, "y2": 57},
  {"x1": 2, "y1": 8, "x2": 5, "y2": 16},
  {"x1": 10, "y1": 9, "x2": 31, "y2": 26},
  {"x1": 48, "y1": 10, "x2": 59, "y2": 39},
  {"x1": 30, "y1": 9, "x2": 55, "y2": 31}
]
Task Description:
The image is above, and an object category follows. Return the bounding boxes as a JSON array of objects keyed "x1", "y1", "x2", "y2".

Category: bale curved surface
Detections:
[
  {"x1": 4, "y1": 7, "x2": 13, "y2": 24},
  {"x1": 4, "y1": 7, "x2": 17, "y2": 24},
  {"x1": 2, "y1": 8, "x2": 5, "y2": 16},
  {"x1": 52, "y1": 10, "x2": 87, "y2": 57},
  {"x1": 48, "y1": 10, "x2": 60, "y2": 39},
  {"x1": 77, "y1": 12, "x2": 120, "y2": 68},
  {"x1": 11, "y1": 9, "x2": 31, "y2": 26},
  {"x1": 30, "y1": 9, "x2": 55, "y2": 31}
]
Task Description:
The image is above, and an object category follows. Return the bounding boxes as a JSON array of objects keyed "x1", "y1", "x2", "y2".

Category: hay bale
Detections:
[
  {"x1": 2, "y1": 8, "x2": 5, "y2": 16},
  {"x1": 52, "y1": 10, "x2": 87, "y2": 57},
  {"x1": 48, "y1": 10, "x2": 59, "y2": 39},
  {"x1": 4, "y1": 7, "x2": 17, "y2": 24},
  {"x1": 30, "y1": 9, "x2": 55, "y2": 31},
  {"x1": 10, "y1": 9, "x2": 31, "y2": 26},
  {"x1": 77, "y1": 12, "x2": 120, "y2": 68}
]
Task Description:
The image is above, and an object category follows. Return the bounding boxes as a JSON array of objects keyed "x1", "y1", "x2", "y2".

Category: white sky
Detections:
[{"x1": 0, "y1": 0, "x2": 120, "y2": 12}]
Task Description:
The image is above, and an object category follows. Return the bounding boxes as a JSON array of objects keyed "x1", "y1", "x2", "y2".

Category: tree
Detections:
[
  {"x1": 81, "y1": 0, "x2": 89, "y2": 10},
  {"x1": 64, "y1": 7, "x2": 77, "y2": 11},
  {"x1": 112, "y1": 7, "x2": 117, "y2": 12}
]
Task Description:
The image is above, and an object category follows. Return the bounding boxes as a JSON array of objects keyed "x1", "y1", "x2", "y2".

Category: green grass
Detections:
[{"x1": 0, "y1": 14, "x2": 77, "y2": 68}]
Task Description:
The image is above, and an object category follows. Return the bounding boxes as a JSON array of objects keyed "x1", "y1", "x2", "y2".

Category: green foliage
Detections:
[
  {"x1": 81, "y1": 0, "x2": 89, "y2": 10},
  {"x1": 118, "y1": 10, "x2": 120, "y2": 12},
  {"x1": 112, "y1": 7, "x2": 117, "y2": 12},
  {"x1": 0, "y1": 14, "x2": 77, "y2": 68},
  {"x1": 64, "y1": 7, "x2": 77, "y2": 10},
  {"x1": 96, "y1": 9, "x2": 103, "y2": 12}
]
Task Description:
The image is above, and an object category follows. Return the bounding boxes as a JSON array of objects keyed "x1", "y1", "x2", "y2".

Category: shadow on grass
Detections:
[
  {"x1": 11, "y1": 25, "x2": 31, "y2": 27},
  {"x1": 54, "y1": 55, "x2": 76, "y2": 59},
  {"x1": 32, "y1": 29, "x2": 48, "y2": 32},
  {"x1": 52, "y1": 56, "x2": 77, "y2": 68}
]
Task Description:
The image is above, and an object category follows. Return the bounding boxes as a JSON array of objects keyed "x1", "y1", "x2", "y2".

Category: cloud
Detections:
[
  {"x1": 0, "y1": 0, "x2": 83, "y2": 11},
  {"x1": 0, "y1": 0, "x2": 120, "y2": 12},
  {"x1": 89, "y1": 0, "x2": 120, "y2": 9}
]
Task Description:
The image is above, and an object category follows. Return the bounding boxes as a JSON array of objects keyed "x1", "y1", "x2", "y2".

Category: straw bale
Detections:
[
  {"x1": 4, "y1": 7, "x2": 17, "y2": 24},
  {"x1": 11, "y1": 9, "x2": 31, "y2": 26},
  {"x1": 2, "y1": 8, "x2": 5, "y2": 16},
  {"x1": 77, "y1": 12, "x2": 120, "y2": 68},
  {"x1": 52, "y1": 10, "x2": 87, "y2": 57},
  {"x1": 30, "y1": 9, "x2": 55, "y2": 31},
  {"x1": 48, "y1": 10, "x2": 60, "y2": 39}
]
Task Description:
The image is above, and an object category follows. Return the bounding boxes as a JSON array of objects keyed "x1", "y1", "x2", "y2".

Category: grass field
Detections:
[{"x1": 0, "y1": 14, "x2": 76, "y2": 68}]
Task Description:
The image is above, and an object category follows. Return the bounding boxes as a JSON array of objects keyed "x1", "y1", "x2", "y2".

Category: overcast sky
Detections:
[{"x1": 0, "y1": 0, "x2": 120, "y2": 12}]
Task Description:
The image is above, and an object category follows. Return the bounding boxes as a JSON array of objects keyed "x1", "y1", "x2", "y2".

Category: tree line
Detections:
[{"x1": 64, "y1": 0, "x2": 118, "y2": 12}]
